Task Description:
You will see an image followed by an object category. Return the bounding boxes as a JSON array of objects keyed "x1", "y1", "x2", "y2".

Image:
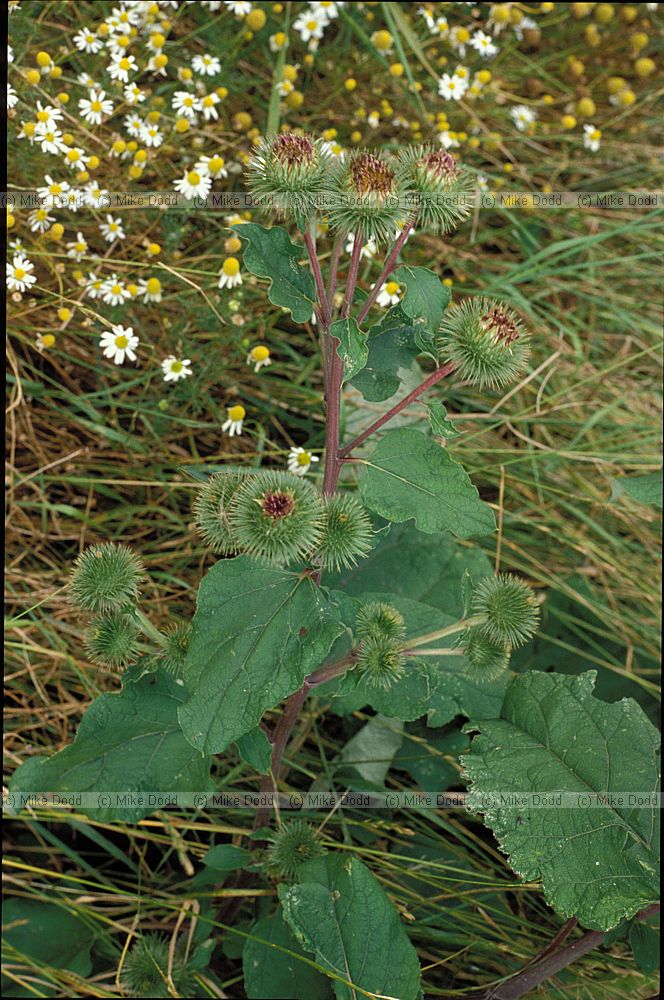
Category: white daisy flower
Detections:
[
  {"x1": 66, "y1": 232, "x2": 89, "y2": 260},
  {"x1": 7, "y1": 83, "x2": 18, "y2": 109},
  {"x1": 222, "y1": 403, "x2": 246, "y2": 436},
  {"x1": 161, "y1": 355, "x2": 192, "y2": 382},
  {"x1": 35, "y1": 125, "x2": 67, "y2": 155},
  {"x1": 376, "y1": 281, "x2": 402, "y2": 307},
  {"x1": 470, "y1": 30, "x2": 498, "y2": 58},
  {"x1": 194, "y1": 154, "x2": 228, "y2": 179},
  {"x1": 200, "y1": 91, "x2": 221, "y2": 121},
  {"x1": 124, "y1": 82, "x2": 146, "y2": 104},
  {"x1": 246, "y1": 344, "x2": 272, "y2": 372},
  {"x1": 218, "y1": 256, "x2": 242, "y2": 288},
  {"x1": 101, "y1": 274, "x2": 131, "y2": 306},
  {"x1": 583, "y1": 124, "x2": 602, "y2": 153},
  {"x1": 287, "y1": 446, "x2": 320, "y2": 476},
  {"x1": 438, "y1": 73, "x2": 469, "y2": 101},
  {"x1": 172, "y1": 90, "x2": 202, "y2": 119},
  {"x1": 293, "y1": 12, "x2": 327, "y2": 42},
  {"x1": 100, "y1": 324, "x2": 139, "y2": 365},
  {"x1": 63, "y1": 147, "x2": 90, "y2": 170},
  {"x1": 139, "y1": 123, "x2": 164, "y2": 147},
  {"x1": 85, "y1": 271, "x2": 105, "y2": 299},
  {"x1": 438, "y1": 129, "x2": 460, "y2": 149},
  {"x1": 108, "y1": 53, "x2": 137, "y2": 83},
  {"x1": 224, "y1": 1, "x2": 253, "y2": 14},
  {"x1": 138, "y1": 276, "x2": 163, "y2": 302},
  {"x1": 28, "y1": 207, "x2": 54, "y2": 232},
  {"x1": 79, "y1": 88, "x2": 114, "y2": 125},
  {"x1": 73, "y1": 28, "x2": 103, "y2": 53},
  {"x1": 191, "y1": 53, "x2": 221, "y2": 76},
  {"x1": 6, "y1": 254, "x2": 37, "y2": 292},
  {"x1": 173, "y1": 169, "x2": 212, "y2": 200},
  {"x1": 99, "y1": 214, "x2": 126, "y2": 242},
  {"x1": 510, "y1": 104, "x2": 537, "y2": 131}
]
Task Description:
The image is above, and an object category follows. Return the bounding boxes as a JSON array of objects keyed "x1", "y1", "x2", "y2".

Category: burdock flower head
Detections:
[
  {"x1": 247, "y1": 132, "x2": 333, "y2": 224},
  {"x1": 397, "y1": 144, "x2": 474, "y2": 233},
  {"x1": 228, "y1": 470, "x2": 325, "y2": 566},
  {"x1": 437, "y1": 298, "x2": 531, "y2": 388},
  {"x1": 327, "y1": 150, "x2": 404, "y2": 243}
]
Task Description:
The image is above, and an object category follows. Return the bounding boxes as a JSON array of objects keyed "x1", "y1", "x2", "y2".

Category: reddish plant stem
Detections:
[
  {"x1": 321, "y1": 234, "x2": 363, "y2": 496},
  {"x1": 326, "y1": 230, "x2": 345, "y2": 310},
  {"x1": 303, "y1": 229, "x2": 330, "y2": 328},
  {"x1": 356, "y1": 219, "x2": 414, "y2": 326},
  {"x1": 481, "y1": 904, "x2": 659, "y2": 1000},
  {"x1": 338, "y1": 361, "x2": 456, "y2": 459}
]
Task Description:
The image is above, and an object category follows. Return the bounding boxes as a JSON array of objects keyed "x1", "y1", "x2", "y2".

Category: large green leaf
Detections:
[
  {"x1": 350, "y1": 306, "x2": 421, "y2": 402},
  {"x1": 331, "y1": 317, "x2": 368, "y2": 382},
  {"x1": 326, "y1": 521, "x2": 492, "y2": 619},
  {"x1": 359, "y1": 428, "x2": 496, "y2": 538},
  {"x1": 235, "y1": 726, "x2": 273, "y2": 774},
  {"x1": 2, "y1": 899, "x2": 95, "y2": 997},
  {"x1": 236, "y1": 223, "x2": 316, "y2": 323},
  {"x1": 462, "y1": 671, "x2": 660, "y2": 931},
  {"x1": 179, "y1": 557, "x2": 344, "y2": 754},
  {"x1": 610, "y1": 470, "x2": 662, "y2": 510},
  {"x1": 329, "y1": 593, "x2": 509, "y2": 726},
  {"x1": 279, "y1": 855, "x2": 422, "y2": 1000},
  {"x1": 395, "y1": 264, "x2": 450, "y2": 352},
  {"x1": 9, "y1": 671, "x2": 212, "y2": 822},
  {"x1": 335, "y1": 714, "x2": 403, "y2": 790},
  {"x1": 243, "y1": 911, "x2": 334, "y2": 1000}
]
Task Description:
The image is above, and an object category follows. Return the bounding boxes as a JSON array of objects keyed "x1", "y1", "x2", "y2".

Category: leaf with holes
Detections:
[
  {"x1": 236, "y1": 223, "x2": 316, "y2": 323},
  {"x1": 462, "y1": 670, "x2": 660, "y2": 930},
  {"x1": 331, "y1": 317, "x2": 368, "y2": 382},
  {"x1": 279, "y1": 854, "x2": 422, "y2": 1000}
]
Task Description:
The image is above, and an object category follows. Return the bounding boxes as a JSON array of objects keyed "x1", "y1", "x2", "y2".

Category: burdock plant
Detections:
[{"x1": 17, "y1": 132, "x2": 656, "y2": 1000}]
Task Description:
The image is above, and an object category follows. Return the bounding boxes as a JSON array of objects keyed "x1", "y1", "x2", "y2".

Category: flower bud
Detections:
[
  {"x1": 396, "y1": 144, "x2": 474, "y2": 234},
  {"x1": 84, "y1": 611, "x2": 141, "y2": 671},
  {"x1": 318, "y1": 493, "x2": 373, "y2": 571},
  {"x1": 267, "y1": 820, "x2": 326, "y2": 881},
  {"x1": 69, "y1": 543, "x2": 145, "y2": 614},
  {"x1": 247, "y1": 132, "x2": 333, "y2": 223},
  {"x1": 228, "y1": 470, "x2": 324, "y2": 566},
  {"x1": 193, "y1": 469, "x2": 249, "y2": 554},
  {"x1": 121, "y1": 934, "x2": 197, "y2": 998},
  {"x1": 471, "y1": 573, "x2": 540, "y2": 648},
  {"x1": 355, "y1": 601, "x2": 406, "y2": 642},
  {"x1": 327, "y1": 150, "x2": 404, "y2": 243},
  {"x1": 437, "y1": 298, "x2": 531, "y2": 388},
  {"x1": 460, "y1": 625, "x2": 511, "y2": 681},
  {"x1": 356, "y1": 634, "x2": 406, "y2": 690}
]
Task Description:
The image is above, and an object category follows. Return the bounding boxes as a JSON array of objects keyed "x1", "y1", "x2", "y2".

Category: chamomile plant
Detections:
[{"x1": 12, "y1": 135, "x2": 659, "y2": 1000}]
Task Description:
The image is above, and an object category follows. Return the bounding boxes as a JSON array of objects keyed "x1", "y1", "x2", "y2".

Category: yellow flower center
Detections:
[
  {"x1": 385, "y1": 281, "x2": 400, "y2": 296},
  {"x1": 14, "y1": 267, "x2": 26, "y2": 280},
  {"x1": 41, "y1": 334, "x2": 56, "y2": 348},
  {"x1": 228, "y1": 405, "x2": 245, "y2": 421},
  {"x1": 306, "y1": 19, "x2": 317, "y2": 30},
  {"x1": 146, "y1": 278, "x2": 161, "y2": 294},
  {"x1": 49, "y1": 183, "x2": 61, "y2": 195},
  {"x1": 297, "y1": 451, "x2": 311, "y2": 467},
  {"x1": 37, "y1": 110, "x2": 49, "y2": 122},
  {"x1": 187, "y1": 171, "x2": 201, "y2": 185},
  {"x1": 91, "y1": 100, "x2": 102, "y2": 112},
  {"x1": 36, "y1": 209, "x2": 47, "y2": 220},
  {"x1": 67, "y1": 150, "x2": 80, "y2": 161},
  {"x1": 75, "y1": 242, "x2": 85, "y2": 252},
  {"x1": 208, "y1": 156, "x2": 224, "y2": 172},
  {"x1": 170, "y1": 360, "x2": 183, "y2": 373},
  {"x1": 251, "y1": 345, "x2": 270, "y2": 361},
  {"x1": 115, "y1": 335, "x2": 128, "y2": 349},
  {"x1": 119, "y1": 57, "x2": 132, "y2": 70},
  {"x1": 223, "y1": 257, "x2": 240, "y2": 276}
]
